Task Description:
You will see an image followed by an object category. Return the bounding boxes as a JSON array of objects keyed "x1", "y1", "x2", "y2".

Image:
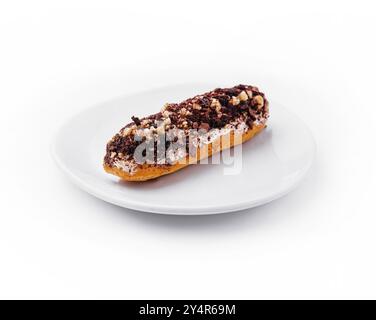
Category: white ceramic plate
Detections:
[{"x1": 52, "y1": 84, "x2": 315, "y2": 215}]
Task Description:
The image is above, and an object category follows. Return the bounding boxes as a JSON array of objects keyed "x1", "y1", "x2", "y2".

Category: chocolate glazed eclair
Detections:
[{"x1": 104, "y1": 85, "x2": 269, "y2": 181}]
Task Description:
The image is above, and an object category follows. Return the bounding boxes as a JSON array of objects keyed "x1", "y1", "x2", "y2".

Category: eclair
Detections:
[{"x1": 104, "y1": 85, "x2": 269, "y2": 181}]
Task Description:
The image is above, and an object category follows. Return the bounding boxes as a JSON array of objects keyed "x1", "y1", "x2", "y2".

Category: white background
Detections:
[{"x1": 0, "y1": 0, "x2": 375, "y2": 299}]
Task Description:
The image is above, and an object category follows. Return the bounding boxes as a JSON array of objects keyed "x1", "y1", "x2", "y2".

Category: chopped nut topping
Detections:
[
  {"x1": 122, "y1": 126, "x2": 134, "y2": 136},
  {"x1": 253, "y1": 95, "x2": 264, "y2": 108},
  {"x1": 230, "y1": 96, "x2": 240, "y2": 106},
  {"x1": 161, "y1": 103, "x2": 169, "y2": 113},
  {"x1": 164, "y1": 117, "x2": 171, "y2": 125},
  {"x1": 210, "y1": 98, "x2": 221, "y2": 109},
  {"x1": 180, "y1": 108, "x2": 187, "y2": 115},
  {"x1": 163, "y1": 110, "x2": 171, "y2": 118},
  {"x1": 238, "y1": 91, "x2": 248, "y2": 101},
  {"x1": 192, "y1": 103, "x2": 202, "y2": 110},
  {"x1": 110, "y1": 152, "x2": 116, "y2": 158},
  {"x1": 141, "y1": 119, "x2": 150, "y2": 127},
  {"x1": 246, "y1": 90, "x2": 253, "y2": 99}
]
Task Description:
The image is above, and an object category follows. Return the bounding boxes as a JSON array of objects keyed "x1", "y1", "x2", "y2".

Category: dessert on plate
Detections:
[{"x1": 104, "y1": 85, "x2": 269, "y2": 181}]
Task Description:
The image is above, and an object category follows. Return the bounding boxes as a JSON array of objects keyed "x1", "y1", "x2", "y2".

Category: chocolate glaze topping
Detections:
[{"x1": 104, "y1": 85, "x2": 269, "y2": 169}]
